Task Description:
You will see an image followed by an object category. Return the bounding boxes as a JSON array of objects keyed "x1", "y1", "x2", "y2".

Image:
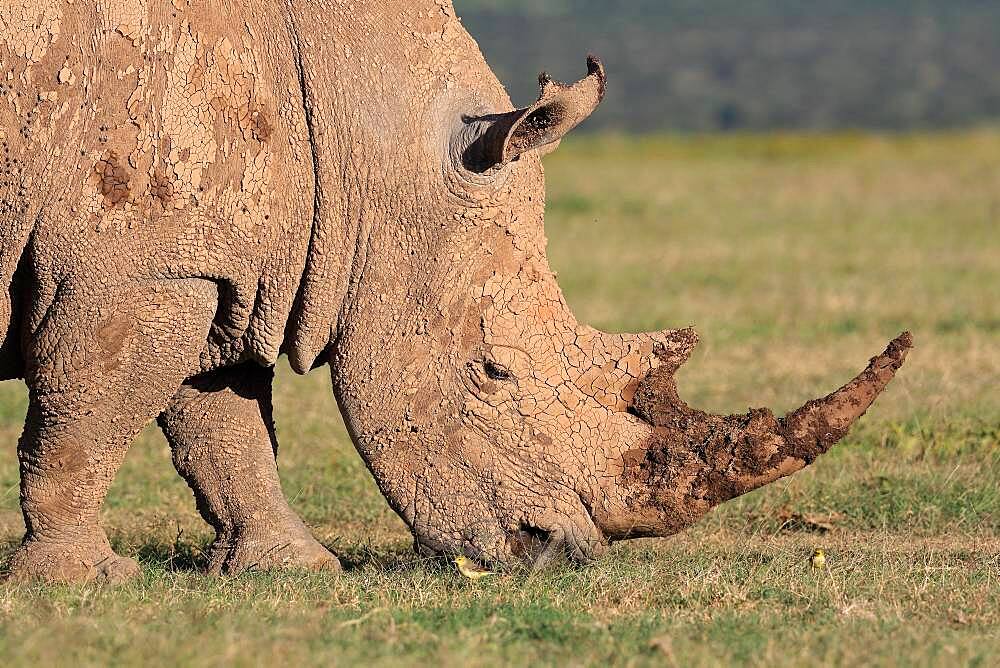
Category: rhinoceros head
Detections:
[{"x1": 324, "y1": 46, "x2": 910, "y2": 568}]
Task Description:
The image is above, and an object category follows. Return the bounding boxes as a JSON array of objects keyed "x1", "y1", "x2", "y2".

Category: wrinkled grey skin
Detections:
[{"x1": 0, "y1": 1, "x2": 909, "y2": 582}]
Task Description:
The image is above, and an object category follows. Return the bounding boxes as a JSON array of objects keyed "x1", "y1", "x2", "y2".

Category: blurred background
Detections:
[{"x1": 459, "y1": 0, "x2": 1000, "y2": 132}]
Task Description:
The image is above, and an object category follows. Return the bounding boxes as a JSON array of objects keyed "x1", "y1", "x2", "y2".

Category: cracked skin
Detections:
[{"x1": 0, "y1": 1, "x2": 911, "y2": 583}]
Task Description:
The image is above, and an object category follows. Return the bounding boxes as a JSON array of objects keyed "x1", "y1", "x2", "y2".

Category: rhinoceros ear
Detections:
[{"x1": 465, "y1": 55, "x2": 606, "y2": 172}]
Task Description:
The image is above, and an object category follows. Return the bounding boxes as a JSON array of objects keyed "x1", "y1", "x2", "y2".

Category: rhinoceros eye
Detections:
[{"x1": 483, "y1": 359, "x2": 516, "y2": 383}]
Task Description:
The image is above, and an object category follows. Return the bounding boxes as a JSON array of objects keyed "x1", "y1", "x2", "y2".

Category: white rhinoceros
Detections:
[{"x1": 0, "y1": 1, "x2": 910, "y2": 582}]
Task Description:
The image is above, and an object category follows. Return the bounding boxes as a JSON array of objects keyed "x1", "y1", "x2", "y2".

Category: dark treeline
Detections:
[{"x1": 455, "y1": 0, "x2": 1000, "y2": 131}]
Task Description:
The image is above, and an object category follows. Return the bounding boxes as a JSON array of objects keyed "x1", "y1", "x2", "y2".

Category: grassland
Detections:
[{"x1": 1, "y1": 131, "x2": 998, "y2": 666}]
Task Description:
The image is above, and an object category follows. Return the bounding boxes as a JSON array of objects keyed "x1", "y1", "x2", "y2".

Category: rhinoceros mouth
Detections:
[{"x1": 507, "y1": 522, "x2": 554, "y2": 563}]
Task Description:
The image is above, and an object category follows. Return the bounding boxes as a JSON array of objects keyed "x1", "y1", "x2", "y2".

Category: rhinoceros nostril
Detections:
[{"x1": 483, "y1": 359, "x2": 515, "y2": 382}]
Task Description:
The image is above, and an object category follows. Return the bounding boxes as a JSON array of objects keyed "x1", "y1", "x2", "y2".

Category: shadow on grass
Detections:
[
  {"x1": 336, "y1": 539, "x2": 450, "y2": 575},
  {"x1": 132, "y1": 535, "x2": 208, "y2": 573},
  {"x1": 0, "y1": 536, "x2": 19, "y2": 578},
  {"x1": 128, "y1": 534, "x2": 445, "y2": 576}
]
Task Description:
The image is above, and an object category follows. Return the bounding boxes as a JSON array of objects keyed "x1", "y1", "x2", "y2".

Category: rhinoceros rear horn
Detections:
[{"x1": 469, "y1": 55, "x2": 607, "y2": 170}]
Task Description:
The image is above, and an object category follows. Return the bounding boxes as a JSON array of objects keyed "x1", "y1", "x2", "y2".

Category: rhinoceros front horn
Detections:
[
  {"x1": 468, "y1": 55, "x2": 607, "y2": 171},
  {"x1": 604, "y1": 333, "x2": 913, "y2": 539}
]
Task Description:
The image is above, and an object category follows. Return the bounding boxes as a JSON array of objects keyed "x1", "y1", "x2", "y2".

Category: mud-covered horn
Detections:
[
  {"x1": 606, "y1": 333, "x2": 913, "y2": 539},
  {"x1": 778, "y1": 331, "x2": 912, "y2": 460},
  {"x1": 470, "y1": 55, "x2": 607, "y2": 170}
]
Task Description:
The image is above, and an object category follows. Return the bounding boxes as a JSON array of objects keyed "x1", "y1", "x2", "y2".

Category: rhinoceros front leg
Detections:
[
  {"x1": 158, "y1": 364, "x2": 340, "y2": 575},
  {"x1": 7, "y1": 283, "x2": 215, "y2": 583}
]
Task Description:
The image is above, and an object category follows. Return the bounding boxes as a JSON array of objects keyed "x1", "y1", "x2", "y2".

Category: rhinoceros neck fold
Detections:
[
  {"x1": 280, "y1": 7, "x2": 375, "y2": 374},
  {"x1": 281, "y1": 0, "x2": 501, "y2": 374}
]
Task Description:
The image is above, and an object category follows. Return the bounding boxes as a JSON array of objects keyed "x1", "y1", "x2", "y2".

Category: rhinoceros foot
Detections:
[
  {"x1": 7, "y1": 535, "x2": 141, "y2": 585},
  {"x1": 205, "y1": 525, "x2": 341, "y2": 576}
]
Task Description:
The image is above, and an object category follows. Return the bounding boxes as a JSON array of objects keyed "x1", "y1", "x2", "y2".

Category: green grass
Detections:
[{"x1": 1, "y1": 131, "x2": 998, "y2": 666}]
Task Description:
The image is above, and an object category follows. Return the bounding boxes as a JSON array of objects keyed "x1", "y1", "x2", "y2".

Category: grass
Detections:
[{"x1": 1, "y1": 130, "x2": 998, "y2": 666}]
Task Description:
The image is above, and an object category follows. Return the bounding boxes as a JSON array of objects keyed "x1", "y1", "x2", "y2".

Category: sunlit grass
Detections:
[{"x1": 0, "y1": 131, "x2": 998, "y2": 666}]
